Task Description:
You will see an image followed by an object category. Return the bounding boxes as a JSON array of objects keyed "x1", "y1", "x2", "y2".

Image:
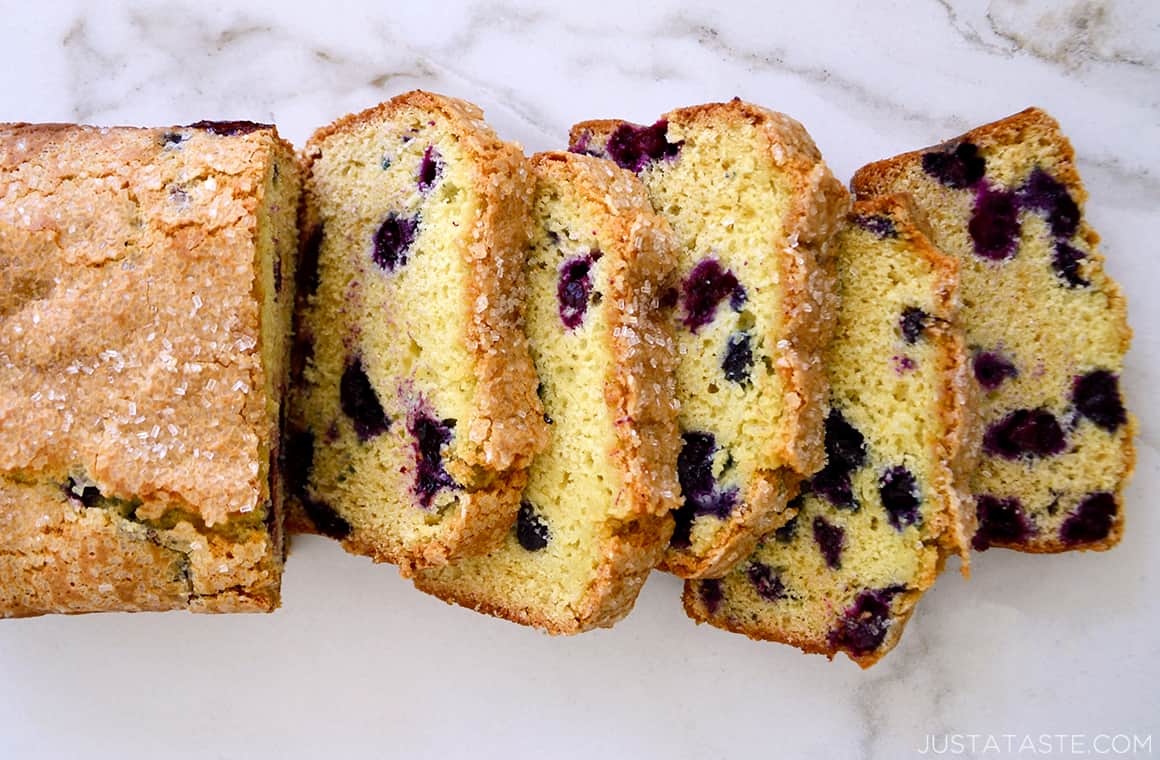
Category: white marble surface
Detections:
[{"x1": 1, "y1": 1, "x2": 1157, "y2": 758}]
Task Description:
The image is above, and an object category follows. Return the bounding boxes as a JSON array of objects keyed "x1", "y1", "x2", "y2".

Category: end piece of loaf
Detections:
[{"x1": 0, "y1": 120, "x2": 300, "y2": 615}]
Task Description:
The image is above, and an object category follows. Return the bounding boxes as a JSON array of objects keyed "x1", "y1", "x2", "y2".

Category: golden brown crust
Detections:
[
  {"x1": 413, "y1": 152, "x2": 679, "y2": 633},
  {"x1": 571, "y1": 100, "x2": 849, "y2": 578},
  {"x1": 681, "y1": 582, "x2": 926, "y2": 669},
  {"x1": 0, "y1": 122, "x2": 297, "y2": 615},
  {"x1": 852, "y1": 107, "x2": 1135, "y2": 554},
  {"x1": 291, "y1": 92, "x2": 547, "y2": 571}
]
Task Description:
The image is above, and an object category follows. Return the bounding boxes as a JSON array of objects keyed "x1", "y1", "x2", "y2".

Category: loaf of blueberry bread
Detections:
[
  {"x1": 0, "y1": 121, "x2": 300, "y2": 615},
  {"x1": 852, "y1": 108, "x2": 1134, "y2": 552},
  {"x1": 286, "y1": 91, "x2": 548, "y2": 573},
  {"x1": 413, "y1": 151, "x2": 680, "y2": 632},
  {"x1": 569, "y1": 99, "x2": 848, "y2": 578},
  {"x1": 685, "y1": 195, "x2": 974, "y2": 666}
]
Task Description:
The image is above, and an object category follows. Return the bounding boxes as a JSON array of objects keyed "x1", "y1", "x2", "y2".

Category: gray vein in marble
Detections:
[
  {"x1": 986, "y1": 0, "x2": 1158, "y2": 72},
  {"x1": 937, "y1": 0, "x2": 1159, "y2": 72},
  {"x1": 61, "y1": 7, "x2": 437, "y2": 124},
  {"x1": 659, "y1": 15, "x2": 971, "y2": 135}
]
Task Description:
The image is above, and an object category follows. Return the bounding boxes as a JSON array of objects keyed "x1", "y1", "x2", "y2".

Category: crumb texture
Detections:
[
  {"x1": 287, "y1": 91, "x2": 547, "y2": 572},
  {"x1": 569, "y1": 99, "x2": 849, "y2": 578},
  {"x1": 684, "y1": 195, "x2": 972, "y2": 667},
  {"x1": 0, "y1": 122, "x2": 299, "y2": 615},
  {"x1": 852, "y1": 107, "x2": 1134, "y2": 553},
  {"x1": 414, "y1": 151, "x2": 680, "y2": 633}
]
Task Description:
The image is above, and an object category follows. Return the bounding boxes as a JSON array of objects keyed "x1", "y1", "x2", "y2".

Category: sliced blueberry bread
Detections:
[
  {"x1": 685, "y1": 195, "x2": 973, "y2": 666},
  {"x1": 0, "y1": 121, "x2": 300, "y2": 615},
  {"x1": 287, "y1": 92, "x2": 548, "y2": 573},
  {"x1": 852, "y1": 108, "x2": 1134, "y2": 552},
  {"x1": 413, "y1": 152, "x2": 680, "y2": 632},
  {"x1": 569, "y1": 99, "x2": 849, "y2": 578}
]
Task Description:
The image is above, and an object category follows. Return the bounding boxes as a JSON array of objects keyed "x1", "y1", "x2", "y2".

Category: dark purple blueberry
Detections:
[
  {"x1": 298, "y1": 226, "x2": 323, "y2": 297},
  {"x1": 899, "y1": 307, "x2": 930, "y2": 344},
  {"x1": 1052, "y1": 242, "x2": 1090, "y2": 288},
  {"x1": 283, "y1": 428, "x2": 315, "y2": 498},
  {"x1": 1072, "y1": 370, "x2": 1126, "y2": 433},
  {"x1": 410, "y1": 412, "x2": 458, "y2": 509},
  {"x1": 273, "y1": 252, "x2": 283, "y2": 295},
  {"x1": 829, "y1": 586, "x2": 905, "y2": 656},
  {"x1": 676, "y1": 432, "x2": 739, "y2": 519},
  {"x1": 568, "y1": 130, "x2": 593, "y2": 155},
  {"x1": 340, "y1": 358, "x2": 391, "y2": 441},
  {"x1": 879, "y1": 466, "x2": 921, "y2": 531},
  {"x1": 301, "y1": 496, "x2": 352, "y2": 540},
  {"x1": 813, "y1": 517, "x2": 845, "y2": 569},
  {"x1": 601, "y1": 119, "x2": 682, "y2": 173},
  {"x1": 698, "y1": 579, "x2": 723, "y2": 615},
  {"x1": 825, "y1": 409, "x2": 867, "y2": 471},
  {"x1": 160, "y1": 131, "x2": 185, "y2": 148},
  {"x1": 852, "y1": 213, "x2": 898, "y2": 238},
  {"x1": 773, "y1": 509, "x2": 800, "y2": 543},
  {"x1": 557, "y1": 252, "x2": 602, "y2": 330},
  {"x1": 971, "y1": 495, "x2": 1034, "y2": 550},
  {"x1": 1019, "y1": 168, "x2": 1079, "y2": 239},
  {"x1": 659, "y1": 286, "x2": 679, "y2": 310},
  {"x1": 921, "y1": 141, "x2": 985, "y2": 189},
  {"x1": 681, "y1": 258, "x2": 744, "y2": 332},
  {"x1": 62, "y1": 477, "x2": 102, "y2": 508},
  {"x1": 417, "y1": 145, "x2": 442, "y2": 192},
  {"x1": 670, "y1": 505, "x2": 695, "y2": 549},
  {"x1": 969, "y1": 185, "x2": 1021, "y2": 261},
  {"x1": 1059, "y1": 492, "x2": 1117, "y2": 545},
  {"x1": 722, "y1": 331, "x2": 754, "y2": 385},
  {"x1": 373, "y1": 214, "x2": 419, "y2": 271},
  {"x1": 983, "y1": 408, "x2": 1066, "y2": 459},
  {"x1": 809, "y1": 410, "x2": 868, "y2": 509},
  {"x1": 185, "y1": 120, "x2": 270, "y2": 136},
  {"x1": 671, "y1": 431, "x2": 739, "y2": 548},
  {"x1": 973, "y1": 350, "x2": 1018, "y2": 390},
  {"x1": 516, "y1": 500, "x2": 550, "y2": 551},
  {"x1": 746, "y1": 562, "x2": 786, "y2": 602},
  {"x1": 809, "y1": 466, "x2": 856, "y2": 510}
]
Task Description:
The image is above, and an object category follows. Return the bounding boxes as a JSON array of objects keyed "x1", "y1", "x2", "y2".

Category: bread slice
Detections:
[
  {"x1": 852, "y1": 108, "x2": 1134, "y2": 552},
  {"x1": 684, "y1": 195, "x2": 973, "y2": 666},
  {"x1": 0, "y1": 120, "x2": 300, "y2": 615},
  {"x1": 569, "y1": 99, "x2": 848, "y2": 577},
  {"x1": 413, "y1": 152, "x2": 680, "y2": 632},
  {"x1": 286, "y1": 91, "x2": 548, "y2": 573}
]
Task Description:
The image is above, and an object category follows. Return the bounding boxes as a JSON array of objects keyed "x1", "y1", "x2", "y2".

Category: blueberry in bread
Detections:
[
  {"x1": 413, "y1": 151, "x2": 680, "y2": 632},
  {"x1": 569, "y1": 99, "x2": 849, "y2": 578},
  {"x1": 852, "y1": 108, "x2": 1135, "y2": 552},
  {"x1": 685, "y1": 195, "x2": 974, "y2": 666},
  {"x1": 0, "y1": 121, "x2": 300, "y2": 615},
  {"x1": 287, "y1": 92, "x2": 548, "y2": 573}
]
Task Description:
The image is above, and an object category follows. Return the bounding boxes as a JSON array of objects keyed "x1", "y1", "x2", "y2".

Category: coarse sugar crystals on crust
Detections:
[
  {"x1": 685, "y1": 195, "x2": 974, "y2": 667},
  {"x1": 0, "y1": 120, "x2": 301, "y2": 616},
  {"x1": 413, "y1": 152, "x2": 680, "y2": 633},
  {"x1": 569, "y1": 99, "x2": 849, "y2": 578},
  {"x1": 287, "y1": 91, "x2": 548, "y2": 573},
  {"x1": 852, "y1": 107, "x2": 1134, "y2": 553}
]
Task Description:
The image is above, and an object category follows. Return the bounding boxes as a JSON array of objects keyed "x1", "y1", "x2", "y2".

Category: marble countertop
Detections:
[{"x1": 1, "y1": 1, "x2": 1156, "y2": 758}]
